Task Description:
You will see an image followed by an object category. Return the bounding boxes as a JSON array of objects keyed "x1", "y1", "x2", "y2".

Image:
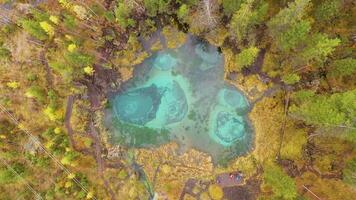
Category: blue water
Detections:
[{"x1": 108, "y1": 37, "x2": 252, "y2": 162}]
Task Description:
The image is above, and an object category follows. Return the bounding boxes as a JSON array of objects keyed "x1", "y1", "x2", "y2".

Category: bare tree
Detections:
[
  {"x1": 192, "y1": 0, "x2": 219, "y2": 31},
  {"x1": 203, "y1": 0, "x2": 218, "y2": 27}
]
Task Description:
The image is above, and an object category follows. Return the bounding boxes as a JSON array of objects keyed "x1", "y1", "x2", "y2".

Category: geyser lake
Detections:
[{"x1": 107, "y1": 37, "x2": 253, "y2": 163}]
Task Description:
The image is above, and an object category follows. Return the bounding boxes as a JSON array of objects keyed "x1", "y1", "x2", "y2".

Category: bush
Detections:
[{"x1": 208, "y1": 184, "x2": 224, "y2": 200}]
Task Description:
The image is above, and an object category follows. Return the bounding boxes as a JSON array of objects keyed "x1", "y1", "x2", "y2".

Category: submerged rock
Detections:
[
  {"x1": 214, "y1": 112, "x2": 245, "y2": 146},
  {"x1": 113, "y1": 84, "x2": 162, "y2": 125}
]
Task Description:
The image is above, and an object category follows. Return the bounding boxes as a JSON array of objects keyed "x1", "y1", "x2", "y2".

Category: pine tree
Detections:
[
  {"x1": 290, "y1": 89, "x2": 356, "y2": 128},
  {"x1": 144, "y1": 0, "x2": 172, "y2": 17},
  {"x1": 277, "y1": 20, "x2": 311, "y2": 51},
  {"x1": 329, "y1": 58, "x2": 356, "y2": 77},
  {"x1": 230, "y1": 0, "x2": 256, "y2": 43},
  {"x1": 267, "y1": 0, "x2": 311, "y2": 39},
  {"x1": 300, "y1": 33, "x2": 340, "y2": 64},
  {"x1": 115, "y1": 2, "x2": 135, "y2": 29},
  {"x1": 222, "y1": 0, "x2": 244, "y2": 16},
  {"x1": 234, "y1": 46, "x2": 259, "y2": 70}
]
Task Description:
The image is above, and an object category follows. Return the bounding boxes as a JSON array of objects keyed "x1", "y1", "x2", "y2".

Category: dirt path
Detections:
[{"x1": 64, "y1": 95, "x2": 77, "y2": 149}]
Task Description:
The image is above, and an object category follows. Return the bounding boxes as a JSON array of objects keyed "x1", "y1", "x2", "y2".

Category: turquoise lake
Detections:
[{"x1": 108, "y1": 37, "x2": 253, "y2": 163}]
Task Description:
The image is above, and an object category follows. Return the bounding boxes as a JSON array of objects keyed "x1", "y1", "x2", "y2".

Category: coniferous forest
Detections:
[{"x1": 0, "y1": 0, "x2": 355, "y2": 199}]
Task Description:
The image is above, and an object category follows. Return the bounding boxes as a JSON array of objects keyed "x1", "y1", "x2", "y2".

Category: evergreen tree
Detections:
[
  {"x1": 114, "y1": 1, "x2": 135, "y2": 29},
  {"x1": 314, "y1": 0, "x2": 341, "y2": 22},
  {"x1": 291, "y1": 90, "x2": 356, "y2": 128},
  {"x1": 144, "y1": 0, "x2": 172, "y2": 16},
  {"x1": 230, "y1": 0, "x2": 256, "y2": 43},
  {"x1": 329, "y1": 58, "x2": 356, "y2": 77},
  {"x1": 263, "y1": 164, "x2": 297, "y2": 200},
  {"x1": 222, "y1": 0, "x2": 245, "y2": 16},
  {"x1": 234, "y1": 46, "x2": 259, "y2": 70},
  {"x1": 177, "y1": 4, "x2": 189, "y2": 21},
  {"x1": 300, "y1": 33, "x2": 340, "y2": 64},
  {"x1": 277, "y1": 20, "x2": 311, "y2": 51},
  {"x1": 267, "y1": 0, "x2": 311, "y2": 39}
]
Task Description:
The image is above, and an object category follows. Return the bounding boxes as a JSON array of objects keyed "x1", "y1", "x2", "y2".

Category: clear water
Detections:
[{"x1": 108, "y1": 36, "x2": 253, "y2": 163}]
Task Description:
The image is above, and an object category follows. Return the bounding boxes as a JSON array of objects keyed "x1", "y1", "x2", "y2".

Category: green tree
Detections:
[
  {"x1": 25, "y1": 85, "x2": 46, "y2": 103},
  {"x1": 234, "y1": 46, "x2": 259, "y2": 70},
  {"x1": 282, "y1": 73, "x2": 300, "y2": 85},
  {"x1": 278, "y1": 20, "x2": 311, "y2": 51},
  {"x1": 144, "y1": 0, "x2": 172, "y2": 16},
  {"x1": 0, "y1": 45, "x2": 11, "y2": 60},
  {"x1": 300, "y1": 33, "x2": 340, "y2": 64},
  {"x1": 115, "y1": 1, "x2": 135, "y2": 29},
  {"x1": 222, "y1": 0, "x2": 244, "y2": 16},
  {"x1": 343, "y1": 158, "x2": 356, "y2": 187},
  {"x1": 177, "y1": 4, "x2": 189, "y2": 21},
  {"x1": 229, "y1": 0, "x2": 267, "y2": 44},
  {"x1": 229, "y1": 0, "x2": 256, "y2": 43},
  {"x1": 263, "y1": 164, "x2": 297, "y2": 200},
  {"x1": 314, "y1": 0, "x2": 341, "y2": 22},
  {"x1": 290, "y1": 90, "x2": 356, "y2": 128},
  {"x1": 0, "y1": 163, "x2": 26, "y2": 184},
  {"x1": 329, "y1": 58, "x2": 356, "y2": 77},
  {"x1": 267, "y1": 0, "x2": 311, "y2": 39},
  {"x1": 20, "y1": 19, "x2": 48, "y2": 40}
]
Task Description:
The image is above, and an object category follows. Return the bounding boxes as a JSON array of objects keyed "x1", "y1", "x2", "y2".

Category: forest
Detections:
[{"x1": 0, "y1": 0, "x2": 355, "y2": 199}]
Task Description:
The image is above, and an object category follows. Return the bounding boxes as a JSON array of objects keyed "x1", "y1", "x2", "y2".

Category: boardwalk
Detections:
[{"x1": 216, "y1": 172, "x2": 244, "y2": 187}]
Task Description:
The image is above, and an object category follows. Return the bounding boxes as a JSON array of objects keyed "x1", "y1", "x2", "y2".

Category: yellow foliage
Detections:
[
  {"x1": 64, "y1": 181, "x2": 72, "y2": 188},
  {"x1": 49, "y1": 15, "x2": 59, "y2": 24},
  {"x1": 67, "y1": 173, "x2": 75, "y2": 179},
  {"x1": 65, "y1": 35, "x2": 73, "y2": 40},
  {"x1": 229, "y1": 154, "x2": 258, "y2": 178},
  {"x1": 250, "y1": 95, "x2": 284, "y2": 163},
  {"x1": 161, "y1": 164, "x2": 171, "y2": 174},
  {"x1": 43, "y1": 106, "x2": 63, "y2": 121},
  {"x1": 17, "y1": 123, "x2": 26, "y2": 131},
  {"x1": 84, "y1": 66, "x2": 95, "y2": 75},
  {"x1": 40, "y1": 21, "x2": 55, "y2": 37},
  {"x1": 67, "y1": 43, "x2": 77, "y2": 52},
  {"x1": 222, "y1": 48, "x2": 235, "y2": 73},
  {"x1": 162, "y1": 26, "x2": 187, "y2": 49},
  {"x1": 86, "y1": 191, "x2": 94, "y2": 199},
  {"x1": 297, "y1": 172, "x2": 356, "y2": 200},
  {"x1": 208, "y1": 184, "x2": 224, "y2": 200},
  {"x1": 6, "y1": 81, "x2": 20, "y2": 89},
  {"x1": 45, "y1": 140, "x2": 54, "y2": 149},
  {"x1": 206, "y1": 26, "x2": 229, "y2": 46},
  {"x1": 54, "y1": 127, "x2": 61, "y2": 134},
  {"x1": 280, "y1": 126, "x2": 307, "y2": 162},
  {"x1": 58, "y1": 0, "x2": 72, "y2": 9},
  {"x1": 73, "y1": 5, "x2": 89, "y2": 20}
]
